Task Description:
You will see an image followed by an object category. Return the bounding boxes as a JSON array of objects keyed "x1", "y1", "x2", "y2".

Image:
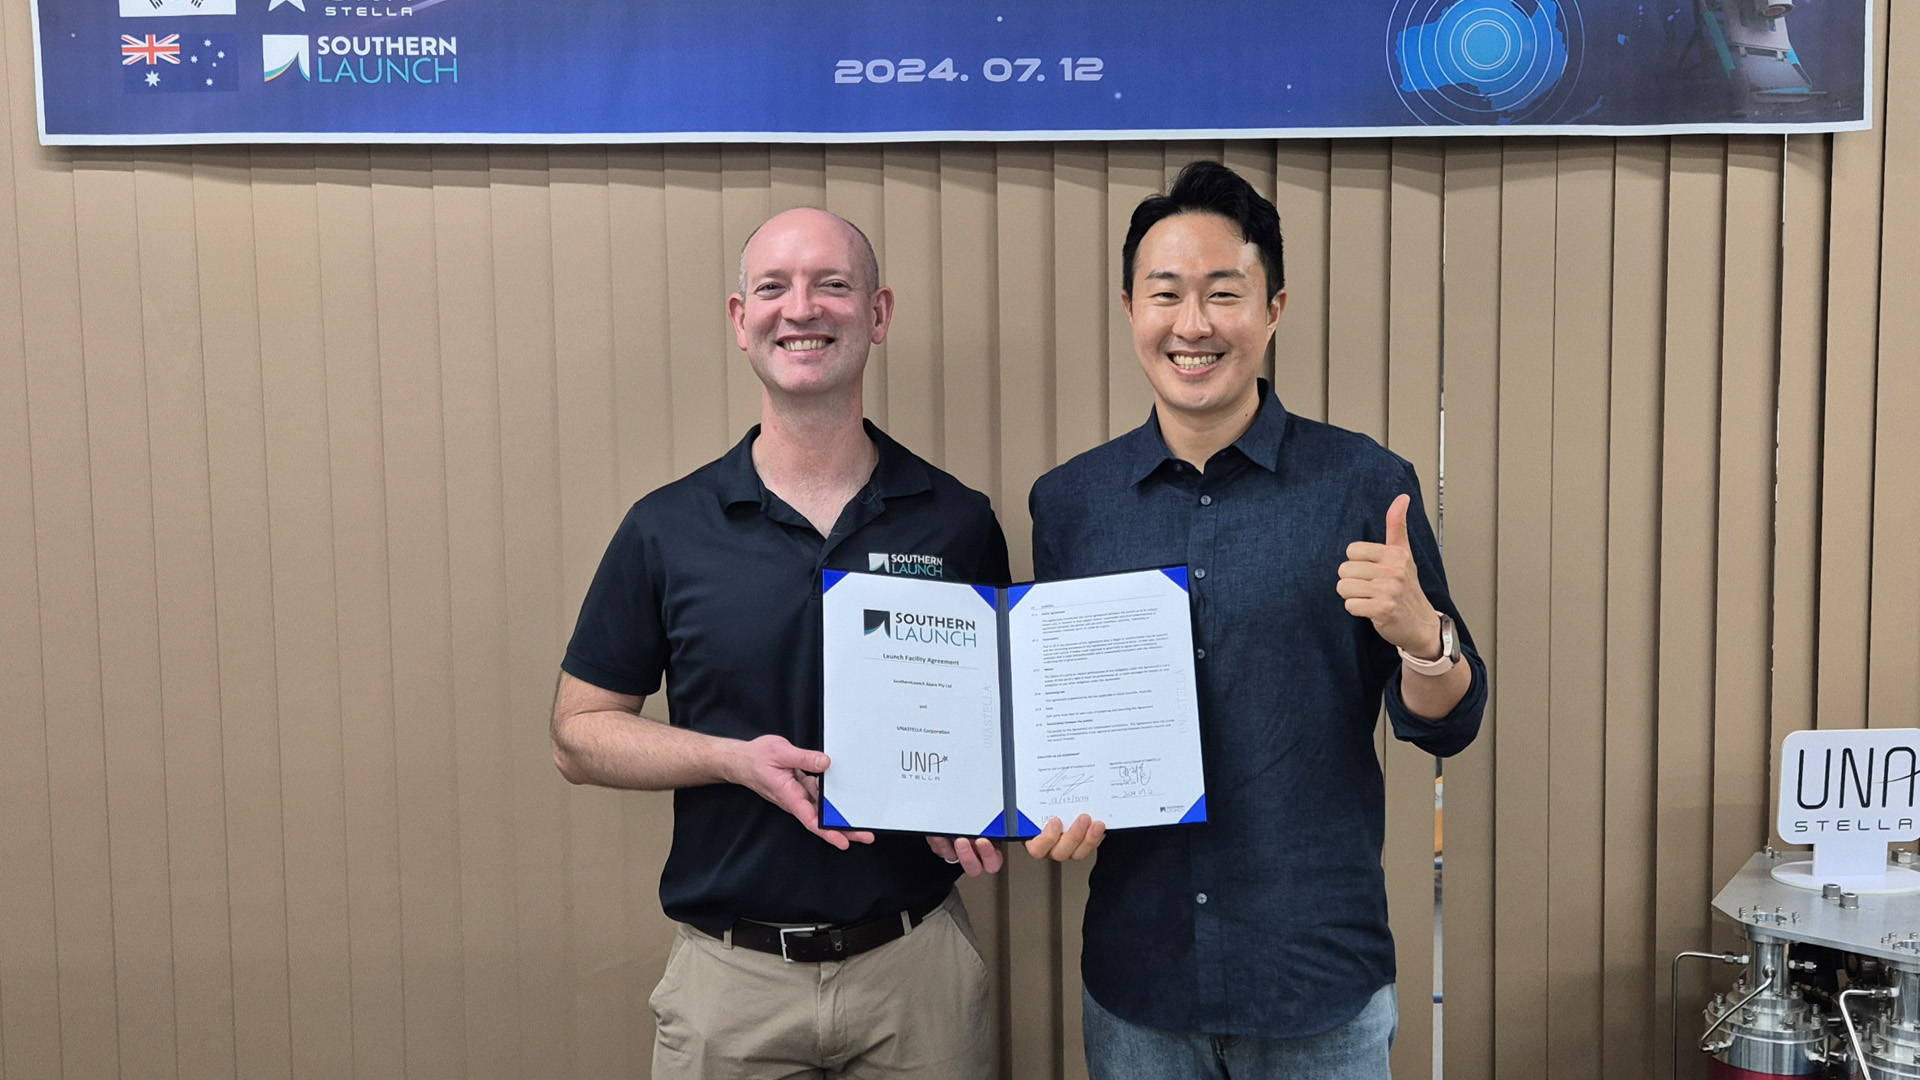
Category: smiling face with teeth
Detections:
[
  {"x1": 1124, "y1": 211, "x2": 1288, "y2": 449},
  {"x1": 728, "y1": 208, "x2": 893, "y2": 405}
]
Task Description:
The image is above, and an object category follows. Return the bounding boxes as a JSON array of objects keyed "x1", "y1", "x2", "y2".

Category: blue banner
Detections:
[{"x1": 35, "y1": 1, "x2": 1871, "y2": 145}]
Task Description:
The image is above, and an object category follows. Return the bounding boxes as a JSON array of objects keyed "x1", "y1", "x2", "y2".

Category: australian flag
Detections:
[{"x1": 124, "y1": 31, "x2": 237, "y2": 93}]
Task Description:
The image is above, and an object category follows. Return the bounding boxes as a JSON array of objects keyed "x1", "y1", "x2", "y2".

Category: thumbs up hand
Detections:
[{"x1": 1337, "y1": 493, "x2": 1443, "y2": 658}]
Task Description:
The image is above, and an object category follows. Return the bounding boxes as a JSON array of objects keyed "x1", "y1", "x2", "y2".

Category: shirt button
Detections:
[
  {"x1": 1199, "y1": 495, "x2": 1213, "y2": 506},
  {"x1": 1196, "y1": 893, "x2": 1209, "y2": 905},
  {"x1": 1193, "y1": 568, "x2": 1206, "y2": 579},
  {"x1": 1195, "y1": 648, "x2": 1206, "y2": 660}
]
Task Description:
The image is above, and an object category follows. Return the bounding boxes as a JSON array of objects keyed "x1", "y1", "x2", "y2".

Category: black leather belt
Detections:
[{"x1": 704, "y1": 893, "x2": 946, "y2": 963}]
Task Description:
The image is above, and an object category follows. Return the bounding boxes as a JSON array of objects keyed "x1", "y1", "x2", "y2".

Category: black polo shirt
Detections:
[{"x1": 562, "y1": 421, "x2": 1011, "y2": 932}]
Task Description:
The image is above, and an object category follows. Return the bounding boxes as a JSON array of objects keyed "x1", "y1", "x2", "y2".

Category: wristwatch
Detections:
[{"x1": 1398, "y1": 613, "x2": 1459, "y2": 676}]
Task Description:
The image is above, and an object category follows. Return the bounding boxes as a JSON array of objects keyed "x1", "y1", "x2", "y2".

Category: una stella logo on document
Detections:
[{"x1": 900, "y1": 750, "x2": 948, "y2": 780}]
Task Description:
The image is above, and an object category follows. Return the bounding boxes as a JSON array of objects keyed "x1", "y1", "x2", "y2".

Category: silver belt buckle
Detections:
[{"x1": 778, "y1": 925, "x2": 821, "y2": 963}]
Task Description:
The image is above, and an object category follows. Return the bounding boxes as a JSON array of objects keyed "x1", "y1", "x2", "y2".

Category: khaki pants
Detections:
[{"x1": 650, "y1": 891, "x2": 992, "y2": 1080}]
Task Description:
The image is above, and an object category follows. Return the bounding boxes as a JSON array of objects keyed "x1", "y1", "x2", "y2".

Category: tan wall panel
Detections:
[
  {"x1": 609, "y1": 146, "x2": 676, "y2": 498},
  {"x1": 193, "y1": 148, "x2": 298, "y2": 1080},
  {"x1": 664, "y1": 147, "x2": 730, "y2": 474},
  {"x1": 1870, "y1": 4, "x2": 1920, "y2": 728},
  {"x1": 1273, "y1": 142, "x2": 1330, "y2": 420},
  {"x1": 134, "y1": 148, "x2": 240, "y2": 1080},
  {"x1": 252, "y1": 148, "x2": 357, "y2": 1080},
  {"x1": 771, "y1": 145, "x2": 828, "y2": 212},
  {"x1": 883, "y1": 144, "x2": 945, "y2": 454},
  {"x1": 1438, "y1": 138, "x2": 1503, "y2": 1080},
  {"x1": 432, "y1": 146, "x2": 523, "y2": 1080},
  {"x1": 0, "y1": 14, "x2": 61, "y2": 1073},
  {"x1": 1545, "y1": 138, "x2": 1613, "y2": 1080},
  {"x1": 1656, "y1": 137, "x2": 1728, "y2": 1080},
  {"x1": 1052, "y1": 145, "x2": 1108, "y2": 462},
  {"x1": 721, "y1": 145, "x2": 773, "y2": 437},
  {"x1": 487, "y1": 147, "x2": 574, "y2": 1077},
  {"x1": 314, "y1": 150, "x2": 409, "y2": 1080},
  {"x1": 1712, "y1": 138, "x2": 1783, "y2": 927},
  {"x1": 1601, "y1": 139, "x2": 1667, "y2": 1080},
  {"x1": 1817, "y1": 10, "x2": 1891, "y2": 734},
  {"x1": 1770, "y1": 135, "x2": 1828, "y2": 847},
  {"x1": 370, "y1": 151, "x2": 471, "y2": 1079},
  {"x1": 1761, "y1": 142, "x2": 1823, "y2": 850},
  {"x1": 23, "y1": 121, "x2": 123, "y2": 1080},
  {"x1": 996, "y1": 145, "x2": 1053, "y2": 578},
  {"x1": 938, "y1": 145, "x2": 999, "y2": 498},
  {"x1": 1492, "y1": 139, "x2": 1556, "y2": 1080},
  {"x1": 73, "y1": 149, "x2": 182, "y2": 1080},
  {"x1": 1326, "y1": 141, "x2": 1390, "y2": 441}
]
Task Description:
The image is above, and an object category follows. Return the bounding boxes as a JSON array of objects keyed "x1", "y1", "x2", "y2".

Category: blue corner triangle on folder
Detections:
[
  {"x1": 1007, "y1": 584, "x2": 1033, "y2": 610},
  {"x1": 821, "y1": 798, "x2": 851, "y2": 828},
  {"x1": 981, "y1": 811, "x2": 1008, "y2": 837},
  {"x1": 1160, "y1": 567, "x2": 1190, "y2": 592},
  {"x1": 1177, "y1": 795, "x2": 1208, "y2": 825},
  {"x1": 1014, "y1": 810, "x2": 1043, "y2": 838},
  {"x1": 972, "y1": 584, "x2": 998, "y2": 608},
  {"x1": 822, "y1": 569, "x2": 849, "y2": 592}
]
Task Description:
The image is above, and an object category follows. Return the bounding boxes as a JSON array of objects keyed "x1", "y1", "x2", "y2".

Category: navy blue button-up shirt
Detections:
[{"x1": 1029, "y1": 382, "x2": 1485, "y2": 1039}]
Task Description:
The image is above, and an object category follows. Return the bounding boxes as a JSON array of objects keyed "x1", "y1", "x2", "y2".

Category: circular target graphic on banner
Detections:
[{"x1": 1387, "y1": 0, "x2": 1585, "y2": 125}]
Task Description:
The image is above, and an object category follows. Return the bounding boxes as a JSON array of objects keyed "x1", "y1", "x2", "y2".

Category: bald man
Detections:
[{"x1": 551, "y1": 209, "x2": 1008, "y2": 1078}]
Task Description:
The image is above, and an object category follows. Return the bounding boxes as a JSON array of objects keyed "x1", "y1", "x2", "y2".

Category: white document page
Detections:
[
  {"x1": 820, "y1": 571, "x2": 1006, "y2": 835},
  {"x1": 1006, "y1": 569, "x2": 1206, "y2": 831}
]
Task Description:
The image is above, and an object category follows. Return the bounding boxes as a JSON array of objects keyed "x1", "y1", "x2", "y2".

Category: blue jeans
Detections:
[{"x1": 1083, "y1": 982, "x2": 1398, "y2": 1080}]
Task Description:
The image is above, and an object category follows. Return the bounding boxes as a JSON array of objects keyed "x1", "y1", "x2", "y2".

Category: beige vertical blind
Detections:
[{"x1": 2, "y1": 1, "x2": 1914, "y2": 1078}]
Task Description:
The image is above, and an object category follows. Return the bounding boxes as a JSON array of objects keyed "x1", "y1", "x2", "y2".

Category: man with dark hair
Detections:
[
  {"x1": 1030, "y1": 161, "x2": 1486, "y2": 1078},
  {"x1": 552, "y1": 207, "x2": 1015, "y2": 1078}
]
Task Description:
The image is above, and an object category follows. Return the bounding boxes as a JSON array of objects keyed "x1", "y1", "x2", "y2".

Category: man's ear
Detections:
[
  {"x1": 728, "y1": 293, "x2": 749, "y2": 350},
  {"x1": 1266, "y1": 288, "x2": 1289, "y2": 332},
  {"x1": 868, "y1": 285, "x2": 896, "y2": 346}
]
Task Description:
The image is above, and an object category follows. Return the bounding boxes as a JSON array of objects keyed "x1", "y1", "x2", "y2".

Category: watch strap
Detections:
[{"x1": 1398, "y1": 613, "x2": 1457, "y2": 676}]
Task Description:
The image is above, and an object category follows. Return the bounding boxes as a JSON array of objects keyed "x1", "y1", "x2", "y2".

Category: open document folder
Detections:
[{"x1": 821, "y1": 567, "x2": 1207, "y2": 838}]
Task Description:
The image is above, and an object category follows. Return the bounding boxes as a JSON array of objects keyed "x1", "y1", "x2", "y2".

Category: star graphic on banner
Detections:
[
  {"x1": 270, "y1": 0, "x2": 305, "y2": 9},
  {"x1": 145, "y1": 70, "x2": 160, "y2": 86}
]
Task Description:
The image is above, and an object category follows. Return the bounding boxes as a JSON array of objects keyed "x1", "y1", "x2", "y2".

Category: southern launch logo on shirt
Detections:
[{"x1": 867, "y1": 552, "x2": 944, "y2": 578}]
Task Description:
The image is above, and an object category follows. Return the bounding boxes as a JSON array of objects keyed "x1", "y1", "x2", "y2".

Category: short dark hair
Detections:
[{"x1": 1122, "y1": 160, "x2": 1285, "y2": 302}]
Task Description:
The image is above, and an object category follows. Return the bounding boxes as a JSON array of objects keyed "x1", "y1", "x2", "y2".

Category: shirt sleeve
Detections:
[
  {"x1": 560, "y1": 504, "x2": 669, "y2": 698},
  {"x1": 1028, "y1": 478, "x2": 1062, "y2": 583},
  {"x1": 1380, "y1": 466, "x2": 1487, "y2": 758}
]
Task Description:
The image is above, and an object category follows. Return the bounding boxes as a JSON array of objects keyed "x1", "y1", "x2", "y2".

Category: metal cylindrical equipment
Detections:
[
  {"x1": 1854, "y1": 961, "x2": 1920, "y2": 1079},
  {"x1": 1705, "y1": 934, "x2": 1824, "y2": 1078}
]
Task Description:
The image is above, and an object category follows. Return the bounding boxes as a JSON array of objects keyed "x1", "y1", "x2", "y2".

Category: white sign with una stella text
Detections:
[{"x1": 1778, "y1": 728, "x2": 1920, "y2": 887}]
